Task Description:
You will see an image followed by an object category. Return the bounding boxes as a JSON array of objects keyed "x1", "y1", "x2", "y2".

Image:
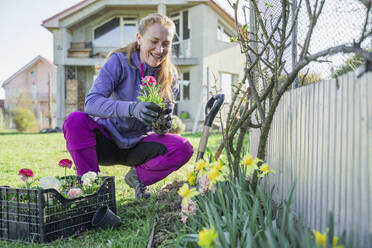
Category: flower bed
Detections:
[{"x1": 0, "y1": 176, "x2": 116, "y2": 243}]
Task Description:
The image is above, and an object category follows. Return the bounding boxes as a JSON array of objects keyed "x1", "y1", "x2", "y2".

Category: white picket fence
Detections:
[{"x1": 250, "y1": 70, "x2": 371, "y2": 247}]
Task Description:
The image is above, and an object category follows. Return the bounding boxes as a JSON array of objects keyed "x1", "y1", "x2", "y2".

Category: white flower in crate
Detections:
[
  {"x1": 81, "y1": 171, "x2": 97, "y2": 186},
  {"x1": 39, "y1": 176, "x2": 61, "y2": 191}
]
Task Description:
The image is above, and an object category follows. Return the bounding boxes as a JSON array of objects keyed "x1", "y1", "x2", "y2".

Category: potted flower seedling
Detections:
[{"x1": 137, "y1": 75, "x2": 171, "y2": 135}]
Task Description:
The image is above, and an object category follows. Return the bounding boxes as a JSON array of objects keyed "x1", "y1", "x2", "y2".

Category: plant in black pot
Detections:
[
  {"x1": 152, "y1": 107, "x2": 172, "y2": 135},
  {"x1": 137, "y1": 75, "x2": 173, "y2": 135}
]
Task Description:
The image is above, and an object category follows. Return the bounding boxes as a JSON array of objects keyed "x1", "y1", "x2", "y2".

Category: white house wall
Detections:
[
  {"x1": 176, "y1": 65, "x2": 202, "y2": 120},
  {"x1": 203, "y1": 44, "x2": 245, "y2": 90},
  {"x1": 53, "y1": 28, "x2": 72, "y2": 65},
  {"x1": 188, "y1": 5, "x2": 204, "y2": 58},
  {"x1": 200, "y1": 4, "x2": 244, "y2": 119},
  {"x1": 174, "y1": 5, "x2": 204, "y2": 121}
]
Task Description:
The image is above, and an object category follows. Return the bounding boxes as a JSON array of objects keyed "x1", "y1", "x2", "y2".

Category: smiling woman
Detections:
[
  {"x1": 62, "y1": 13, "x2": 194, "y2": 200},
  {"x1": 137, "y1": 23, "x2": 173, "y2": 68}
]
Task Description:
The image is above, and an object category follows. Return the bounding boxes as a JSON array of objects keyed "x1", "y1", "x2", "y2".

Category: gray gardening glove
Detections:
[{"x1": 129, "y1": 102, "x2": 161, "y2": 126}]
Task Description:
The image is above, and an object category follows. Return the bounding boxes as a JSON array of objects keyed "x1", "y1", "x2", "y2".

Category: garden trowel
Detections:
[{"x1": 195, "y1": 94, "x2": 225, "y2": 161}]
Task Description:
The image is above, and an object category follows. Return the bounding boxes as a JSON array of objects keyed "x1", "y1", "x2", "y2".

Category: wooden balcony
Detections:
[{"x1": 68, "y1": 42, "x2": 92, "y2": 58}]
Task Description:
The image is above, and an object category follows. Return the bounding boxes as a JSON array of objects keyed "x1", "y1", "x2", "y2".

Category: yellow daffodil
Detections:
[
  {"x1": 207, "y1": 167, "x2": 225, "y2": 188},
  {"x1": 196, "y1": 160, "x2": 207, "y2": 172},
  {"x1": 242, "y1": 154, "x2": 260, "y2": 177},
  {"x1": 178, "y1": 183, "x2": 199, "y2": 206},
  {"x1": 314, "y1": 231, "x2": 339, "y2": 248},
  {"x1": 214, "y1": 159, "x2": 228, "y2": 173},
  {"x1": 258, "y1": 163, "x2": 275, "y2": 178},
  {"x1": 198, "y1": 226, "x2": 218, "y2": 248},
  {"x1": 242, "y1": 153, "x2": 254, "y2": 166},
  {"x1": 187, "y1": 171, "x2": 197, "y2": 186}
]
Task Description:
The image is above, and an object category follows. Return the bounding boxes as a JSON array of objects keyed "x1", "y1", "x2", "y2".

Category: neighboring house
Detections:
[
  {"x1": 42, "y1": 0, "x2": 245, "y2": 129},
  {"x1": 0, "y1": 99, "x2": 4, "y2": 128},
  {"x1": 0, "y1": 100, "x2": 4, "y2": 113},
  {"x1": 1, "y1": 55, "x2": 57, "y2": 130}
]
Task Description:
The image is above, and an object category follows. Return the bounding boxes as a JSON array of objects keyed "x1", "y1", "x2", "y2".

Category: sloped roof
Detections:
[
  {"x1": 42, "y1": 0, "x2": 236, "y2": 31},
  {"x1": 42, "y1": 0, "x2": 96, "y2": 30},
  {"x1": 2, "y1": 55, "x2": 56, "y2": 88}
]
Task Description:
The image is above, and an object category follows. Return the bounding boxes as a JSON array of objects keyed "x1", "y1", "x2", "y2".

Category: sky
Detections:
[{"x1": 0, "y1": 0, "x2": 84, "y2": 99}]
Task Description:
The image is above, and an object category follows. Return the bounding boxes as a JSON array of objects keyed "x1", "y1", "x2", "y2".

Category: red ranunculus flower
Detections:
[
  {"x1": 58, "y1": 159, "x2": 73, "y2": 169},
  {"x1": 141, "y1": 76, "x2": 157, "y2": 87},
  {"x1": 18, "y1": 168, "x2": 34, "y2": 178}
]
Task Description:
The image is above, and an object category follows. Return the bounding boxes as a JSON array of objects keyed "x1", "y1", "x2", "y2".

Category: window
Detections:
[
  {"x1": 94, "y1": 17, "x2": 120, "y2": 47},
  {"x1": 122, "y1": 23, "x2": 136, "y2": 46},
  {"x1": 171, "y1": 11, "x2": 190, "y2": 57},
  {"x1": 182, "y1": 11, "x2": 190, "y2": 39},
  {"x1": 182, "y1": 72, "x2": 190, "y2": 100},
  {"x1": 172, "y1": 14, "x2": 180, "y2": 57},
  {"x1": 30, "y1": 71, "x2": 35, "y2": 77},
  {"x1": 217, "y1": 24, "x2": 232, "y2": 43},
  {"x1": 176, "y1": 71, "x2": 190, "y2": 101},
  {"x1": 93, "y1": 17, "x2": 137, "y2": 47}
]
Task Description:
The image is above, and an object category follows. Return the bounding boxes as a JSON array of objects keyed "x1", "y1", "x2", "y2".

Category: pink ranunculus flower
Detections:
[
  {"x1": 18, "y1": 168, "x2": 34, "y2": 181},
  {"x1": 68, "y1": 188, "x2": 83, "y2": 198},
  {"x1": 197, "y1": 175, "x2": 210, "y2": 196},
  {"x1": 141, "y1": 76, "x2": 157, "y2": 86},
  {"x1": 58, "y1": 159, "x2": 73, "y2": 168},
  {"x1": 180, "y1": 199, "x2": 197, "y2": 223}
]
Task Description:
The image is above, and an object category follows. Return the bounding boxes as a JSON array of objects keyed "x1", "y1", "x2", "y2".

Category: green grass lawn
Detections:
[{"x1": 0, "y1": 130, "x2": 223, "y2": 247}]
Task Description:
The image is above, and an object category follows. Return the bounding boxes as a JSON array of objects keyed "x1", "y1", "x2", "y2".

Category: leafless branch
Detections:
[
  {"x1": 299, "y1": 0, "x2": 326, "y2": 59},
  {"x1": 304, "y1": 0, "x2": 313, "y2": 22}
]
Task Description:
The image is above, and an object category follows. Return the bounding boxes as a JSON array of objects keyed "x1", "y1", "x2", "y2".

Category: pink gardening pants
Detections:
[{"x1": 62, "y1": 112, "x2": 193, "y2": 185}]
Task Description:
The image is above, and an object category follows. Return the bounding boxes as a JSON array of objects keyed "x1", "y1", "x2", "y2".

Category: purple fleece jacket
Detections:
[{"x1": 85, "y1": 50, "x2": 178, "y2": 149}]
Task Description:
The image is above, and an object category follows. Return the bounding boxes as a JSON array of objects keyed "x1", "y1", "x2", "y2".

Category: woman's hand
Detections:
[{"x1": 129, "y1": 102, "x2": 161, "y2": 125}]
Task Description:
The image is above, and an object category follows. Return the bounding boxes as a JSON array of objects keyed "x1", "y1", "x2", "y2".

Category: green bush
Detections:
[
  {"x1": 12, "y1": 107, "x2": 36, "y2": 132},
  {"x1": 170, "y1": 115, "x2": 186, "y2": 134}
]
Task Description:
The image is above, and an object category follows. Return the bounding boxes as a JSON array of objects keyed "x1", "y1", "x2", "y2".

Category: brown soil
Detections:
[
  {"x1": 152, "y1": 110, "x2": 169, "y2": 135},
  {"x1": 151, "y1": 180, "x2": 185, "y2": 247}
]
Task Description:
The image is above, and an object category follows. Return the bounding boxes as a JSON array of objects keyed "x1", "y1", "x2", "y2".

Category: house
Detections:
[
  {"x1": 0, "y1": 100, "x2": 4, "y2": 113},
  {"x1": 0, "y1": 99, "x2": 4, "y2": 128},
  {"x1": 1, "y1": 55, "x2": 57, "y2": 130},
  {"x1": 42, "y1": 0, "x2": 245, "y2": 129}
]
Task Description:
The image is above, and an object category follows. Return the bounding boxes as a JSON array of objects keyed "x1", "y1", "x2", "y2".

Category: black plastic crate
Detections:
[{"x1": 0, "y1": 176, "x2": 116, "y2": 243}]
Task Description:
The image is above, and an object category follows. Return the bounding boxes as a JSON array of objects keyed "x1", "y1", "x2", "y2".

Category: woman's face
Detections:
[{"x1": 137, "y1": 23, "x2": 174, "y2": 67}]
